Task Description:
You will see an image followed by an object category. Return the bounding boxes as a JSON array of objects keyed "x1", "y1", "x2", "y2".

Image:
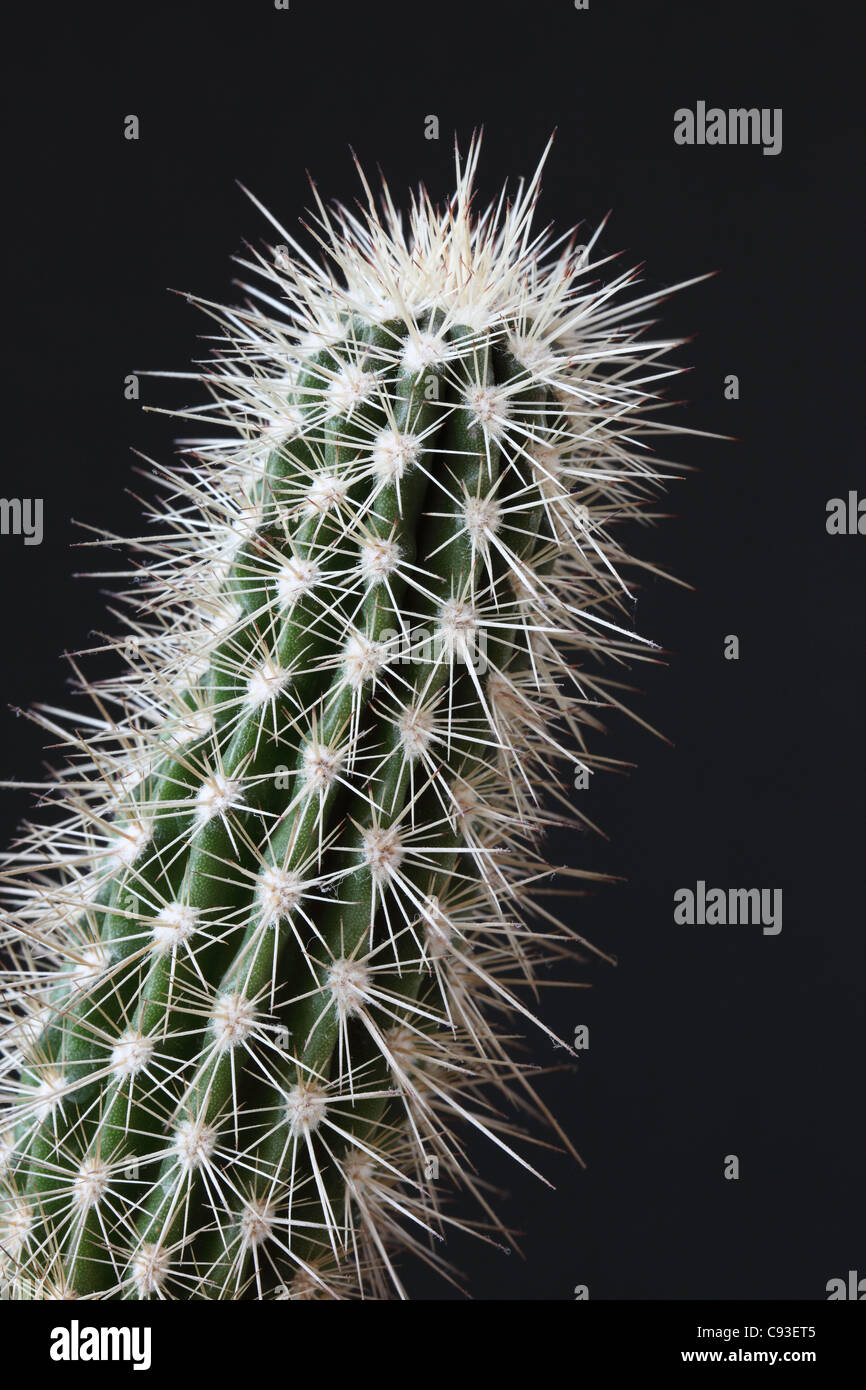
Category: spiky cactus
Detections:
[{"x1": 0, "y1": 140, "x2": 695, "y2": 1300}]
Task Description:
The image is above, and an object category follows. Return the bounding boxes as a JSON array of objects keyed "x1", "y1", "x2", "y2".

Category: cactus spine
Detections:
[{"x1": 0, "y1": 139, "x2": 695, "y2": 1299}]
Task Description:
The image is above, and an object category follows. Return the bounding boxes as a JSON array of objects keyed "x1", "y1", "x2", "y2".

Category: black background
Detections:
[{"x1": 2, "y1": 1, "x2": 863, "y2": 1300}]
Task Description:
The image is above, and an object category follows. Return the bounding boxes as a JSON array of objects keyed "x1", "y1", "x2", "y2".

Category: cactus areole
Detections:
[{"x1": 0, "y1": 139, "x2": 697, "y2": 1299}]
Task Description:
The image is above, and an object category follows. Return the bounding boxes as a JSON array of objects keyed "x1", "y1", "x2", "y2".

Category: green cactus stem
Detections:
[{"x1": 0, "y1": 137, "x2": 698, "y2": 1300}]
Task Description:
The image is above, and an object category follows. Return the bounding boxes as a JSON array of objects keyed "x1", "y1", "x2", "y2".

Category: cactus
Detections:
[{"x1": 0, "y1": 138, "x2": 696, "y2": 1300}]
